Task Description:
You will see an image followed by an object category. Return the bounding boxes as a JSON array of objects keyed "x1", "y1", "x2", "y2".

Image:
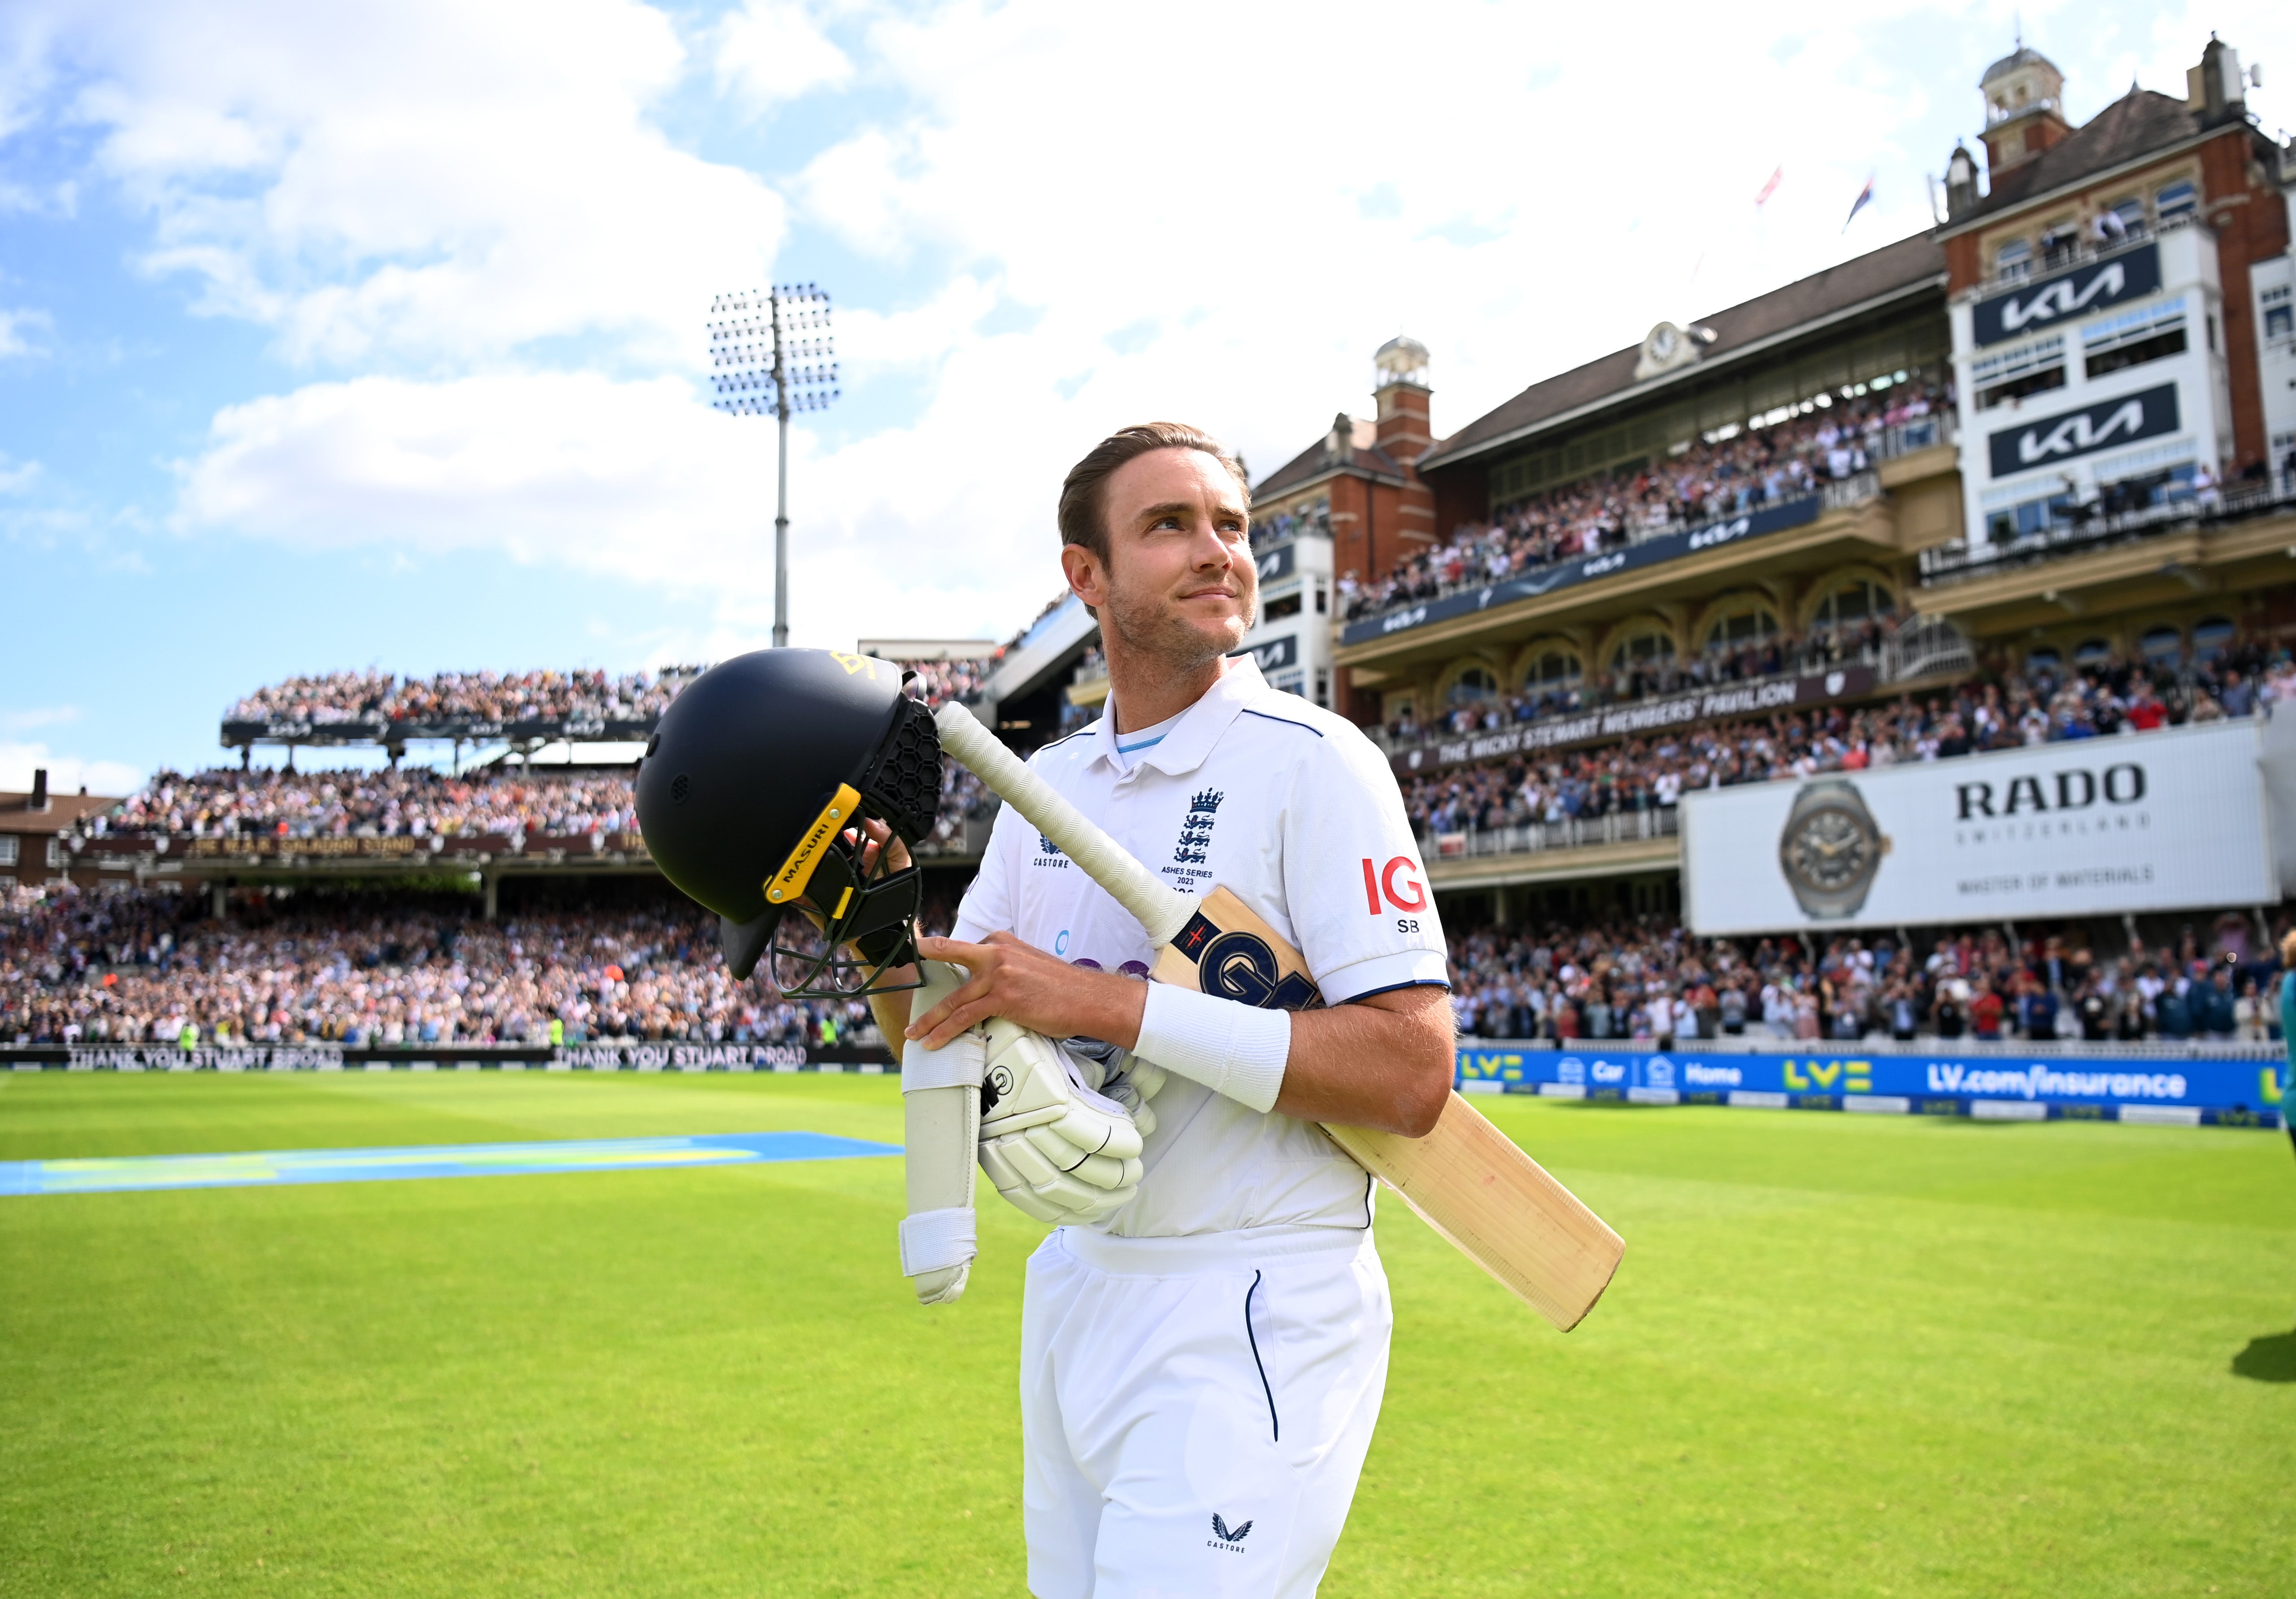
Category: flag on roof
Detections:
[{"x1": 1842, "y1": 174, "x2": 1875, "y2": 232}]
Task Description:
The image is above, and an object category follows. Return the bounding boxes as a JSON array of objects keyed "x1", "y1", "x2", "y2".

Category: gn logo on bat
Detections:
[{"x1": 1197, "y1": 930, "x2": 1319, "y2": 1011}]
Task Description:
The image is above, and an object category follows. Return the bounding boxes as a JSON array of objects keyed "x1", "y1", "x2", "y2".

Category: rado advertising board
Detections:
[
  {"x1": 1985, "y1": 383, "x2": 2179, "y2": 478},
  {"x1": 1679, "y1": 720, "x2": 2275, "y2": 936},
  {"x1": 1970, "y1": 243, "x2": 2162, "y2": 348}
]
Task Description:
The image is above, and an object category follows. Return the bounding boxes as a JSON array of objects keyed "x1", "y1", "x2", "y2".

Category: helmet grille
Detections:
[{"x1": 858, "y1": 697, "x2": 942, "y2": 843}]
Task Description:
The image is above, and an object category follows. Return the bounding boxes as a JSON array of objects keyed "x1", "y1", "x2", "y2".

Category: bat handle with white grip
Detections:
[{"x1": 933, "y1": 701, "x2": 1196, "y2": 947}]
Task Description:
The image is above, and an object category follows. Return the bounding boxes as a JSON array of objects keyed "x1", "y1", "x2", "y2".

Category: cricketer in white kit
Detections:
[{"x1": 897, "y1": 423, "x2": 1455, "y2": 1599}]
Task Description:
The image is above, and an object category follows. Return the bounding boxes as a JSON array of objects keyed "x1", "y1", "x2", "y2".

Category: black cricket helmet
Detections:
[{"x1": 635, "y1": 649, "x2": 941, "y2": 994}]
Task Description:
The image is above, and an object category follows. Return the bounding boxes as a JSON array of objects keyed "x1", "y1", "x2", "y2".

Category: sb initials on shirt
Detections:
[{"x1": 1360, "y1": 856, "x2": 1428, "y2": 933}]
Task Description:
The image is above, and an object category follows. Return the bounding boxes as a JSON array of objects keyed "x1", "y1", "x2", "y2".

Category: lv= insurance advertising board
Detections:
[{"x1": 1678, "y1": 719, "x2": 2277, "y2": 937}]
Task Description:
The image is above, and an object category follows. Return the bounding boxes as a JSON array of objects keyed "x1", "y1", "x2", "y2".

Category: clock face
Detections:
[
  {"x1": 1783, "y1": 803, "x2": 1875, "y2": 895},
  {"x1": 1649, "y1": 325, "x2": 1679, "y2": 361}
]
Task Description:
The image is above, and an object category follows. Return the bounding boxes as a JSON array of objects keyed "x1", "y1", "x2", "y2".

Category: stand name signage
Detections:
[{"x1": 1388, "y1": 666, "x2": 1877, "y2": 777}]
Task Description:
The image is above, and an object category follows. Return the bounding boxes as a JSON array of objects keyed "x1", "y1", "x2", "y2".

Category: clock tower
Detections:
[{"x1": 1976, "y1": 42, "x2": 2070, "y2": 177}]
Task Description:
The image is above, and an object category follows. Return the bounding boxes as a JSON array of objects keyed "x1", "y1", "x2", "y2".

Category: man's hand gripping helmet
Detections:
[{"x1": 635, "y1": 649, "x2": 942, "y2": 995}]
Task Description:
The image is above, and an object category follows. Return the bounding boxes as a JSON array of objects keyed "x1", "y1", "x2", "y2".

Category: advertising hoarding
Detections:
[
  {"x1": 1455, "y1": 1043, "x2": 2284, "y2": 1126},
  {"x1": 1679, "y1": 721, "x2": 2275, "y2": 935},
  {"x1": 1969, "y1": 243, "x2": 2163, "y2": 347}
]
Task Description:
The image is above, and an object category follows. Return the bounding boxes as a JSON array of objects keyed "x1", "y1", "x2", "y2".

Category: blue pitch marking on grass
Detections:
[{"x1": 0, "y1": 1132, "x2": 901, "y2": 1197}]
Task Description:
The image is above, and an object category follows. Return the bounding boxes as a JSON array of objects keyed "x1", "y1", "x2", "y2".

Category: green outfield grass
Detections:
[{"x1": 2, "y1": 1072, "x2": 2292, "y2": 1597}]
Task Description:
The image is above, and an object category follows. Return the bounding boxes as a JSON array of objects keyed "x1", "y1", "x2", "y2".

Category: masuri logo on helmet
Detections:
[{"x1": 635, "y1": 649, "x2": 943, "y2": 998}]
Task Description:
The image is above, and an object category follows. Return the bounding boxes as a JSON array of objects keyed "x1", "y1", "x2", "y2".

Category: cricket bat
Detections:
[{"x1": 932, "y1": 701, "x2": 1624, "y2": 1331}]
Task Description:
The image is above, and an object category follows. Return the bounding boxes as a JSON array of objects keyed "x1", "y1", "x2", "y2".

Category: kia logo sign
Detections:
[
  {"x1": 1227, "y1": 634, "x2": 1298, "y2": 671},
  {"x1": 1254, "y1": 542, "x2": 1295, "y2": 582},
  {"x1": 1986, "y1": 384, "x2": 2177, "y2": 478},
  {"x1": 1972, "y1": 243, "x2": 2160, "y2": 347}
]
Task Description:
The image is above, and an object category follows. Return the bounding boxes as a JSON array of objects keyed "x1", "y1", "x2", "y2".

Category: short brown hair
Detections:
[{"x1": 1057, "y1": 422, "x2": 1249, "y2": 564}]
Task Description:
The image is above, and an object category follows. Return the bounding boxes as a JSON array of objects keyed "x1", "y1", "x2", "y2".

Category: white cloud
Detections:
[
  {"x1": 25, "y1": 0, "x2": 2290, "y2": 670},
  {"x1": 0, "y1": 706, "x2": 80, "y2": 734},
  {"x1": 715, "y1": 0, "x2": 853, "y2": 113},
  {"x1": 0, "y1": 741, "x2": 143, "y2": 797},
  {"x1": 0, "y1": 452, "x2": 39, "y2": 494},
  {"x1": 0, "y1": 307, "x2": 49, "y2": 358},
  {"x1": 167, "y1": 362, "x2": 1090, "y2": 651},
  {"x1": 30, "y1": 0, "x2": 785, "y2": 368}
]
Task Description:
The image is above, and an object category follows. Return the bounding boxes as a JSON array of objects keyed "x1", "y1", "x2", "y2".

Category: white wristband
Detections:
[{"x1": 1134, "y1": 984, "x2": 1291, "y2": 1114}]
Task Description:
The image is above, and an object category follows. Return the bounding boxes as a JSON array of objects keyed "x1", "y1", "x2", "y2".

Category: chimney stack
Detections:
[
  {"x1": 30, "y1": 768, "x2": 49, "y2": 811},
  {"x1": 2188, "y1": 35, "x2": 2245, "y2": 124}
]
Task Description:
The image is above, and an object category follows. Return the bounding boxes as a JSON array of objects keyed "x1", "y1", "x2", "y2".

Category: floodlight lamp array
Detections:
[{"x1": 706, "y1": 283, "x2": 840, "y2": 418}]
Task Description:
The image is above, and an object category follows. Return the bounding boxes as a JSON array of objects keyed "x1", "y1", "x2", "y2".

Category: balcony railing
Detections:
[
  {"x1": 1880, "y1": 614, "x2": 1977, "y2": 682},
  {"x1": 1342, "y1": 418, "x2": 1950, "y2": 634},
  {"x1": 1921, "y1": 473, "x2": 2296, "y2": 585},
  {"x1": 1971, "y1": 213, "x2": 2196, "y2": 296},
  {"x1": 1424, "y1": 805, "x2": 1679, "y2": 865}
]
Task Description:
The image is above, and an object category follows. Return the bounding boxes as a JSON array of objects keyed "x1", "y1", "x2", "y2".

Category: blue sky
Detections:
[{"x1": 1, "y1": 0, "x2": 2287, "y2": 792}]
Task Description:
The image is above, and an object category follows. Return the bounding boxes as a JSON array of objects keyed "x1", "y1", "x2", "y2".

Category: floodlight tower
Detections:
[{"x1": 707, "y1": 283, "x2": 840, "y2": 648}]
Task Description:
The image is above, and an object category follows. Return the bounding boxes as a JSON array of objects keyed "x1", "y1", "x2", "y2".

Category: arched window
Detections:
[
  {"x1": 1700, "y1": 597, "x2": 1779, "y2": 654},
  {"x1": 1448, "y1": 667, "x2": 1498, "y2": 705},
  {"x1": 1809, "y1": 578, "x2": 1896, "y2": 634},
  {"x1": 2026, "y1": 647, "x2": 2062, "y2": 675},
  {"x1": 2192, "y1": 617, "x2": 2235, "y2": 663},
  {"x1": 2139, "y1": 625, "x2": 2182, "y2": 668},
  {"x1": 2074, "y1": 638, "x2": 2113, "y2": 665},
  {"x1": 1521, "y1": 647, "x2": 1582, "y2": 691},
  {"x1": 1609, "y1": 626, "x2": 1676, "y2": 670}
]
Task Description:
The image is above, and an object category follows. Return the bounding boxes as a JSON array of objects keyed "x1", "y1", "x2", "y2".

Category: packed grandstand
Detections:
[
  {"x1": 5, "y1": 880, "x2": 2280, "y2": 1049},
  {"x1": 226, "y1": 667, "x2": 704, "y2": 727},
  {"x1": 0, "y1": 884, "x2": 966, "y2": 1049},
  {"x1": 4, "y1": 630, "x2": 2284, "y2": 1049},
  {"x1": 1444, "y1": 914, "x2": 2285, "y2": 1045},
  {"x1": 1338, "y1": 383, "x2": 1942, "y2": 623},
  {"x1": 76, "y1": 761, "x2": 995, "y2": 851},
  {"x1": 223, "y1": 653, "x2": 990, "y2": 730},
  {"x1": 1399, "y1": 637, "x2": 2290, "y2": 837}
]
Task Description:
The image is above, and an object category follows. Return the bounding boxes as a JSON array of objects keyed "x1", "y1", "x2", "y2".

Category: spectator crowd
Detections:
[
  {"x1": 1388, "y1": 618, "x2": 1902, "y2": 746},
  {"x1": 224, "y1": 656, "x2": 986, "y2": 730},
  {"x1": 228, "y1": 667, "x2": 704, "y2": 726},
  {"x1": 1400, "y1": 640, "x2": 2295, "y2": 839},
  {"x1": 88, "y1": 767, "x2": 643, "y2": 841},
  {"x1": 1339, "y1": 383, "x2": 1942, "y2": 623},
  {"x1": 6, "y1": 882, "x2": 2277, "y2": 1052},
  {"x1": 1446, "y1": 913, "x2": 2285, "y2": 1047},
  {"x1": 77, "y1": 758, "x2": 1000, "y2": 852},
  {"x1": 1, "y1": 884, "x2": 968, "y2": 1050}
]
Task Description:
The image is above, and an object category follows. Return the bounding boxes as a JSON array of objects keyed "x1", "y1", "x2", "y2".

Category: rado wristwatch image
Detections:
[{"x1": 1777, "y1": 778, "x2": 1889, "y2": 920}]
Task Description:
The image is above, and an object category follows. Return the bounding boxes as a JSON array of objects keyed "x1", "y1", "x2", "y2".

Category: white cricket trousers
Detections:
[{"x1": 1019, "y1": 1223, "x2": 1392, "y2": 1599}]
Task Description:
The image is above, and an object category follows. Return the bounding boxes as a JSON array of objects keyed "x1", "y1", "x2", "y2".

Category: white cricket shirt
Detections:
[{"x1": 952, "y1": 658, "x2": 1449, "y2": 1237}]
